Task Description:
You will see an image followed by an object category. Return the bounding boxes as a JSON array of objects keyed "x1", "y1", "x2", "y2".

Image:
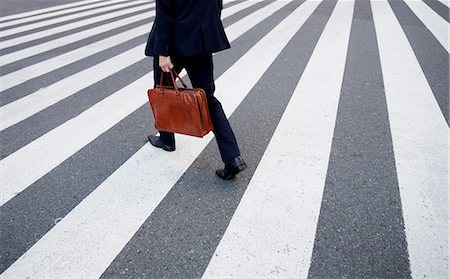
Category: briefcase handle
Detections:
[{"x1": 159, "y1": 69, "x2": 188, "y2": 94}]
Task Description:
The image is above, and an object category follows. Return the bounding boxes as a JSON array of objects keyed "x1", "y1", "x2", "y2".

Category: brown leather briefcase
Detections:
[{"x1": 147, "y1": 70, "x2": 213, "y2": 138}]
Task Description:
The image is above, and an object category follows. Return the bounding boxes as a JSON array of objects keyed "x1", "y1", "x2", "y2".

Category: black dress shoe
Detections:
[
  {"x1": 147, "y1": 135, "x2": 175, "y2": 152},
  {"x1": 216, "y1": 156, "x2": 247, "y2": 180}
]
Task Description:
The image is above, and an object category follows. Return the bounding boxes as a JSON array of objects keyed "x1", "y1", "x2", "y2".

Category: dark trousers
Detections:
[{"x1": 153, "y1": 54, "x2": 240, "y2": 162}]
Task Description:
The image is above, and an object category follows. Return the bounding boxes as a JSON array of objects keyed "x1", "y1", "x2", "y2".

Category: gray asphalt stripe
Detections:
[
  {"x1": 0, "y1": 91, "x2": 153, "y2": 273},
  {"x1": 0, "y1": 0, "x2": 288, "y2": 272},
  {"x1": 0, "y1": 1, "x2": 151, "y2": 41},
  {"x1": 0, "y1": 0, "x2": 112, "y2": 19},
  {"x1": 0, "y1": 21, "x2": 151, "y2": 103},
  {"x1": 389, "y1": 0, "x2": 449, "y2": 124},
  {"x1": 0, "y1": 0, "x2": 245, "y2": 93},
  {"x1": 0, "y1": 18, "x2": 152, "y2": 78},
  {"x1": 307, "y1": 0, "x2": 411, "y2": 278},
  {"x1": 423, "y1": 0, "x2": 449, "y2": 22},
  {"x1": 0, "y1": 52, "x2": 147, "y2": 160},
  {"x1": 222, "y1": 0, "x2": 272, "y2": 27},
  {"x1": 0, "y1": 6, "x2": 151, "y2": 56},
  {"x1": 99, "y1": 1, "x2": 336, "y2": 278},
  {"x1": 0, "y1": 20, "x2": 154, "y2": 106},
  {"x1": 0, "y1": 1, "x2": 266, "y2": 160}
]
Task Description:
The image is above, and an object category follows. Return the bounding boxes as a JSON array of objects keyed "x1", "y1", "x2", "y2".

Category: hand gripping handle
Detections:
[{"x1": 159, "y1": 69, "x2": 188, "y2": 94}]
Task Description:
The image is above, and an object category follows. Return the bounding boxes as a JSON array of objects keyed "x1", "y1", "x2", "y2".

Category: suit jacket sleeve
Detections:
[{"x1": 153, "y1": 0, "x2": 174, "y2": 56}]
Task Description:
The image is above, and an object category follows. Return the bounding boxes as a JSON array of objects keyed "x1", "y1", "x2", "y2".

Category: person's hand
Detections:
[{"x1": 159, "y1": 55, "x2": 173, "y2": 72}]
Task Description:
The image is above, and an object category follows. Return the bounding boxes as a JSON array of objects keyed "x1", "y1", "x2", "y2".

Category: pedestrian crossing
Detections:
[
  {"x1": 372, "y1": 1, "x2": 448, "y2": 276},
  {"x1": 204, "y1": 1, "x2": 353, "y2": 277},
  {"x1": 0, "y1": 0, "x2": 448, "y2": 278},
  {"x1": 403, "y1": 0, "x2": 449, "y2": 51},
  {"x1": 438, "y1": 0, "x2": 450, "y2": 8},
  {"x1": 0, "y1": 0, "x2": 110, "y2": 24}
]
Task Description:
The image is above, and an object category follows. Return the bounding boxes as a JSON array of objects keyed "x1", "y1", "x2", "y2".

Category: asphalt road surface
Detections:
[{"x1": 0, "y1": 0, "x2": 448, "y2": 278}]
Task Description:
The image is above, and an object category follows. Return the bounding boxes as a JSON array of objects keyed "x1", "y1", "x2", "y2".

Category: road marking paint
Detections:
[
  {"x1": 0, "y1": 2, "x2": 316, "y2": 277},
  {"x1": 0, "y1": 0, "x2": 257, "y2": 92},
  {"x1": 0, "y1": 9, "x2": 153, "y2": 66},
  {"x1": 0, "y1": 43, "x2": 146, "y2": 131},
  {"x1": 0, "y1": 2, "x2": 152, "y2": 50},
  {"x1": 437, "y1": 0, "x2": 450, "y2": 8},
  {"x1": 0, "y1": 24, "x2": 151, "y2": 92},
  {"x1": 0, "y1": 0, "x2": 288, "y2": 208},
  {"x1": 0, "y1": 0, "x2": 264, "y2": 129},
  {"x1": 0, "y1": 0, "x2": 106, "y2": 24},
  {"x1": 372, "y1": 0, "x2": 448, "y2": 277},
  {"x1": 203, "y1": 1, "x2": 354, "y2": 278},
  {"x1": 0, "y1": 0, "x2": 143, "y2": 37},
  {"x1": 403, "y1": 0, "x2": 449, "y2": 52}
]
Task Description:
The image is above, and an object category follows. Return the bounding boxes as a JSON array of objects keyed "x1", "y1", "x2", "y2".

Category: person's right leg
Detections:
[
  {"x1": 183, "y1": 54, "x2": 241, "y2": 162},
  {"x1": 183, "y1": 54, "x2": 246, "y2": 179}
]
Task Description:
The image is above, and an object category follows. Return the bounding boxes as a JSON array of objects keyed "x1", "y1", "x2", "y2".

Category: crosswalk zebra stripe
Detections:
[
  {"x1": 0, "y1": 0, "x2": 255, "y2": 94},
  {"x1": 0, "y1": 43, "x2": 148, "y2": 131},
  {"x1": 0, "y1": 8, "x2": 153, "y2": 65},
  {"x1": 372, "y1": 0, "x2": 448, "y2": 278},
  {"x1": 0, "y1": 0, "x2": 264, "y2": 129},
  {"x1": 0, "y1": 1, "x2": 264, "y2": 130},
  {"x1": 437, "y1": 0, "x2": 450, "y2": 8},
  {"x1": 203, "y1": 0, "x2": 353, "y2": 278},
  {"x1": 0, "y1": 69, "x2": 152, "y2": 208},
  {"x1": 423, "y1": 0, "x2": 450, "y2": 22},
  {"x1": 220, "y1": 0, "x2": 263, "y2": 19},
  {"x1": 0, "y1": 1, "x2": 317, "y2": 277},
  {"x1": 0, "y1": 0, "x2": 299, "y2": 272},
  {"x1": 388, "y1": 0, "x2": 449, "y2": 124},
  {"x1": 308, "y1": 0, "x2": 410, "y2": 276},
  {"x1": 0, "y1": 0, "x2": 448, "y2": 277},
  {"x1": 0, "y1": 23, "x2": 152, "y2": 93},
  {"x1": 101, "y1": 2, "x2": 319, "y2": 276},
  {"x1": 0, "y1": 2, "x2": 152, "y2": 51},
  {"x1": 403, "y1": 0, "x2": 450, "y2": 52},
  {"x1": 224, "y1": 0, "x2": 289, "y2": 42},
  {"x1": 0, "y1": 0, "x2": 289, "y2": 211},
  {"x1": 0, "y1": 0, "x2": 144, "y2": 38},
  {"x1": 0, "y1": 0, "x2": 106, "y2": 24},
  {"x1": 0, "y1": 1, "x2": 259, "y2": 159}
]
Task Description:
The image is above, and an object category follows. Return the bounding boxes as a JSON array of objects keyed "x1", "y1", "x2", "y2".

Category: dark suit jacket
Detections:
[{"x1": 145, "y1": 0, "x2": 230, "y2": 57}]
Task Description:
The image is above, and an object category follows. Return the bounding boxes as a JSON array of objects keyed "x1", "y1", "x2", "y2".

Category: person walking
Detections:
[{"x1": 144, "y1": 0, "x2": 247, "y2": 180}]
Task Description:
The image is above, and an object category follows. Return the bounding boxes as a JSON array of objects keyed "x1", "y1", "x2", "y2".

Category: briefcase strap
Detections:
[{"x1": 159, "y1": 70, "x2": 188, "y2": 94}]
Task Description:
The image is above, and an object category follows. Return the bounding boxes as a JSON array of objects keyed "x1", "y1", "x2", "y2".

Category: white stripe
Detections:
[
  {"x1": 203, "y1": 1, "x2": 354, "y2": 278},
  {"x1": 0, "y1": 2, "x2": 314, "y2": 278},
  {"x1": 220, "y1": 0, "x2": 259, "y2": 19},
  {"x1": 0, "y1": 2, "x2": 151, "y2": 50},
  {"x1": 225, "y1": 0, "x2": 288, "y2": 41},
  {"x1": 0, "y1": 43, "x2": 148, "y2": 132},
  {"x1": 0, "y1": 50, "x2": 147, "y2": 205},
  {"x1": 0, "y1": 0, "x2": 262, "y2": 129},
  {"x1": 0, "y1": 0, "x2": 104, "y2": 23},
  {"x1": 0, "y1": 24, "x2": 150, "y2": 93},
  {"x1": 372, "y1": 0, "x2": 448, "y2": 278},
  {"x1": 0, "y1": 7, "x2": 153, "y2": 67},
  {"x1": 437, "y1": 0, "x2": 450, "y2": 8},
  {"x1": 0, "y1": 0, "x2": 257, "y2": 92},
  {"x1": 0, "y1": 0, "x2": 150, "y2": 38},
  {"x1": 403, "y1": 0, "x2": 449, "y2": 52},
  {"x1": 0, "y1": 0, "x2": 233, "y2": 32},
  {"x1": 0, "y1": 0, "x2": 282, "y2": 207}
]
